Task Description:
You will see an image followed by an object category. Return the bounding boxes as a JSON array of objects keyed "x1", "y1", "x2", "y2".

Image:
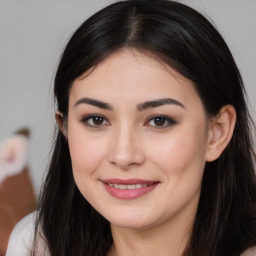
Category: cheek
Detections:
[
  {"x1": 67, "y1": 126, "x2": 106, "y2": 180},
  {"x1": 160, "y1": 137, "x2": 205, "y2": 167},
  {"x1": 148, "y1": 123, "x2": 208, "y2": 183},
  {"x1": 148, "y1": 128, "x2": 207, "y2": 216},
  {"x1": 68, "y1": 131, "x2": 108, "y2": 205}
]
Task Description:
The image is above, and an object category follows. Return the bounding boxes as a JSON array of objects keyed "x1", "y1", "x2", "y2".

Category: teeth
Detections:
[
  {"x1": 108, "y1": 183, "x2": 151, "y2": 190},
  {"x1": 119, "y1": 184, "x2": 126, "y2": 189},
  {"x1": 127, "y1": 184, "x2": 136, "y2": 190}
]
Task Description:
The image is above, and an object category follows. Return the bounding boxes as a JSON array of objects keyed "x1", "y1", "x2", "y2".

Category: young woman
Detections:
[{"x1": 6, "y1": 0, "x2": 256, "y2": 255}]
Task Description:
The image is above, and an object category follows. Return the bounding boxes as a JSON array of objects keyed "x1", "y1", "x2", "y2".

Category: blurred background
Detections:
[{"x1": 0, "y1": 0, "x2": 255, "y2": 197}]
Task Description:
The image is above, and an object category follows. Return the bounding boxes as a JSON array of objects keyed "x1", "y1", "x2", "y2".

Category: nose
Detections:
[{"x1": 108, "y1": 125, "x2": 146, "y2": 169}]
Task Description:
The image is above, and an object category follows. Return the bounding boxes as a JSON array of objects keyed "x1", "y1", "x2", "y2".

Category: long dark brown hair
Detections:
[{"x1": 34, "y1": 1, "x2": 256, "y2": 255}]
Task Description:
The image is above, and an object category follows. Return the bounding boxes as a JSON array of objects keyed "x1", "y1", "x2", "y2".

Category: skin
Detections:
[{"x1": 59, "y1": 49, "x2": 236, "y2": 256}]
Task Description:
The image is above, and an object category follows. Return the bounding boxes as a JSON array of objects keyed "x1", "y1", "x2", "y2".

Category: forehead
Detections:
[
  {"x1": 77, "y1": 49, "x2": 189, "y2": 84},
  {"x1": 69, "y1": 49, "x2": 200, "y2": 108}
]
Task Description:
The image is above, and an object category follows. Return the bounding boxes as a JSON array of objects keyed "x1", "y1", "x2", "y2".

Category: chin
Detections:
[
  {"x1": 103, "y1": 210, "x2": 157, "y2": 230},
  {"x1": 110, "y1": 219, "x2": 151, "y2": 229}
]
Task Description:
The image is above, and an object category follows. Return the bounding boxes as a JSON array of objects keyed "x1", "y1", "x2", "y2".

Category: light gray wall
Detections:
[{"x1": 1, "y1": 0, "x2": 255, "y2": 196}]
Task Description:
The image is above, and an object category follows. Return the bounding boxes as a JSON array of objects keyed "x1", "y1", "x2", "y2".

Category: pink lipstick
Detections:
[{"x1": 101, "y1": 179, "x2": 159, "y2": 199}]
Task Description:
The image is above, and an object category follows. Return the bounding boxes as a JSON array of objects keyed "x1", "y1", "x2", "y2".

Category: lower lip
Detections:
[{"x1": 102, "y1": 182, "x2": 159, "y2": 200}]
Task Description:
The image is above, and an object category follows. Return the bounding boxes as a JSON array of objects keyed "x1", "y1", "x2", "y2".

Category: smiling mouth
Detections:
[
  {"x1": 106, "y1": 183, "x2": 154, "y2": 190},
  {"x1": 101, "y1": 179, "x2": 159, "y2": 199}
]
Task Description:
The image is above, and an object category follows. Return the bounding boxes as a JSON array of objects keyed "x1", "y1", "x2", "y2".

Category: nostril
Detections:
[{"x1": 108, "y1": 133, "x2": 146, "y2": 168}]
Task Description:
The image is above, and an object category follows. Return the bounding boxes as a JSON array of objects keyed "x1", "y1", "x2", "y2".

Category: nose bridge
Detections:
[{"x1": 109, "y1": 121, "x2": 145, "y2": 169}]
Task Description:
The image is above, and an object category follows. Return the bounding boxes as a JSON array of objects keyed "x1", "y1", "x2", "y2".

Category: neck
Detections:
[{"x1": 108, "y1": 215, "x2": 194, "y2": 256}]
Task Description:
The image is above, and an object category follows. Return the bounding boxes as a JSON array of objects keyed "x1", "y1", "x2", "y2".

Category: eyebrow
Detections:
[
  {"x1": 137, "y1": 98, "x2": 185, "y2": 111},
  {"x1": 73, "y1": 97, "x2": 185, "y2": 111},
  {"x1": 74, "y1": 98, "x2": 113, "y2": 110}
]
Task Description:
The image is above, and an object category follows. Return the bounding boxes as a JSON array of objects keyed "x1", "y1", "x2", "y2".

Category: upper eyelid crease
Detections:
[
  {"x1": 82, "y1": 115, "x2": 110, "y2": 127},
  {"x1": 74, "y1": 97, "x2": 185, "y2": 111},
  {"x1": 146, "y1": 115, "x2": 177, "y2": 125}
]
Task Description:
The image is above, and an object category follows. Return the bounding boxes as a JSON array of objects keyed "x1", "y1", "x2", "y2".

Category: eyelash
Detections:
[
  {"x1": 81, "y1": 114, "x2": 177, "y2": 129},
  {"x1": 145, "y1": 115, "x2": 177, "y2": 129},
  {"x1": 81, "y1": 114, "x2": 110, "y2": 128}
]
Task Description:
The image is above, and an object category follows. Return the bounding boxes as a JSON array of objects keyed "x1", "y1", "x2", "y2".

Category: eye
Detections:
[
  {"x1": 81, "y1": 114, "x2": 110, "y2": 128},
  {"x1": 145, "y1": 115, "x2": 177, "y2": 128}
]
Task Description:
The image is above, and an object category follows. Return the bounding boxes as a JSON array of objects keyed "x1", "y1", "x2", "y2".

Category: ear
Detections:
[
  {"x1": 206, "y1": 105, "x2": 236, "y2": 162},
  {"x1": 55, "y1": 111, "x2": 67, "y2": 139}
]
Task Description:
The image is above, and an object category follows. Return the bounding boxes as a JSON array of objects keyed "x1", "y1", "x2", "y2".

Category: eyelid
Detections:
[
  {"x1": 144, "y1": 114, "x2": 177, "y2": 129},
  {"x1": 81, "y1": 114, "x2": 110, "y2": 128},
  {"x1": 80, "y1": 114, "x2": 177, "y2": 129}
]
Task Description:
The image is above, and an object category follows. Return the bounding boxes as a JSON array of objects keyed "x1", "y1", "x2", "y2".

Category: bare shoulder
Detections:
[{"x1": 241, "y1": 246, "x2": 256, "y2": 256}]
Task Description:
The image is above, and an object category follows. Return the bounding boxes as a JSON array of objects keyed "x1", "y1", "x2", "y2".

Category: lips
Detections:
[
  {"x1": 101, "y1": 179, "x2": 159, "y2": 199},
  {"x1": 108, "y1": 183, "x2": 151, "y2": 189}
]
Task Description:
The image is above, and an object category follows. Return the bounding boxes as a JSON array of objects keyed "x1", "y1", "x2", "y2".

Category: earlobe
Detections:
[
  {"x1": 206, "y1": 105, "x2": 236, "y2": 162},
  {"x1": 55, "y1": 111, "x2": 67, "y2": 139}
]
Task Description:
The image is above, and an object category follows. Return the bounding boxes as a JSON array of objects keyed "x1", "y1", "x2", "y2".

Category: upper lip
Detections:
[{"x1": 101, "y1": 179, "x2": 159, "y2": 185}]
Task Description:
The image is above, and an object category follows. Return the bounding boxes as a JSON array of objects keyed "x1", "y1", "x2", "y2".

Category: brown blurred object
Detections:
[
  {"x1": 0, "y1": 129, "x2": 37, "y2": 255},
  {"x1": 16, "y1": 128, "x2": 30, "y2": 138}
]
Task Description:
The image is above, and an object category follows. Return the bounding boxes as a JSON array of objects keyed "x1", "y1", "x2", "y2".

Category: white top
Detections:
[
  {"x1": 5, "y1": 212, "x2": 256, "y2": 256},
  {"x1": 5, "y1": 211, "x2": 49, "y2": 256},
  {"x1": 5, "y1": 212, "x2": 36, "y2": 256}
]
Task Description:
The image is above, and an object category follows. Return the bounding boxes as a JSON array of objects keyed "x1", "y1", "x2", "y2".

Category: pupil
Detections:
[
  {"x1": 154, "y1": 117, "x2": 165, "y2": 126},
  {"x1": 93, "y1": 117, "x2": 103, "y2": 125}
]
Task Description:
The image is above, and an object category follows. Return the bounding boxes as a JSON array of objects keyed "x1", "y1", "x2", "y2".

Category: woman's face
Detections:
[{"x1": 66, "y1": 49, "x2": 211, "y2": 230}]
